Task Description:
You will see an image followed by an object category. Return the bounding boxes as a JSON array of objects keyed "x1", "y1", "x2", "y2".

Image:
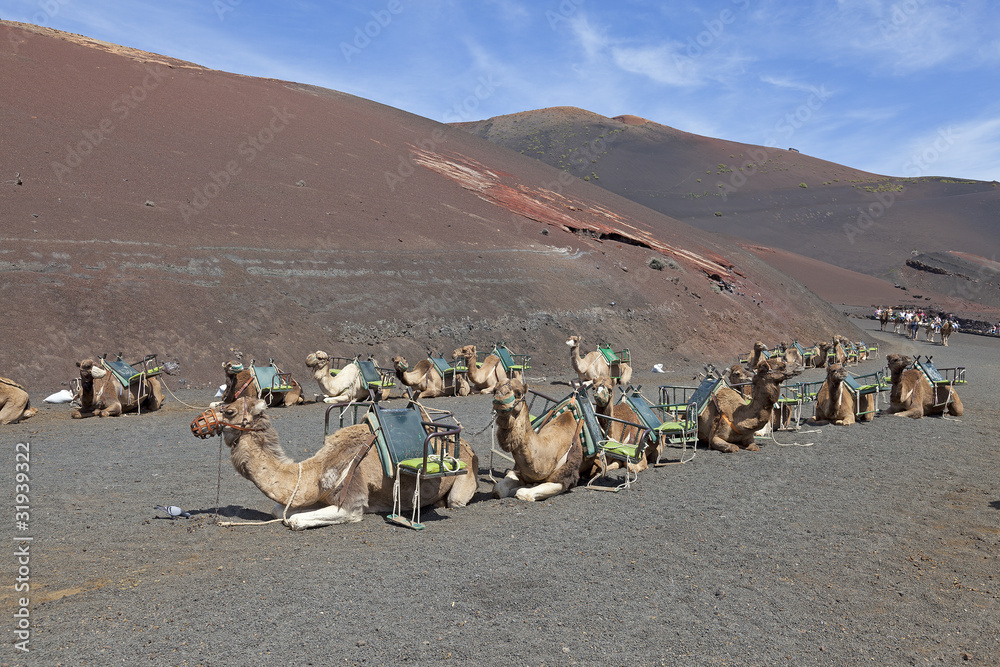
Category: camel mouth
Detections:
[
  {"x1": 90, "y1": 366, "x2": 107, "y2": 379},
  {"x1": 565, "y1": 339, "x2": 576, "y2": 347},
  {"x1": 191, "y1": 408, "x2": 224, "y2": 439}
]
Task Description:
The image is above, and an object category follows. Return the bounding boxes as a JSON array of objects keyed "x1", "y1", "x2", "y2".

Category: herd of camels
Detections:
[{"x1": 0, "y1": 332, "x2": 965, "y2": 531}]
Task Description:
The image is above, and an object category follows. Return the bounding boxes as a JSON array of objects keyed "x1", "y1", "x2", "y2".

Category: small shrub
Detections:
[{"x1": 799, "y1": 182, "x2": 808, "y2": 188}]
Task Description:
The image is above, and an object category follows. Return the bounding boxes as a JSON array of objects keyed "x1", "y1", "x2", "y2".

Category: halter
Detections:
[
  {"x1": 492, "y1": 381, "x2": 521, "y2": 413},
  {"x1": 190, "y1": 397, "x2": 266, "y2": 439}
]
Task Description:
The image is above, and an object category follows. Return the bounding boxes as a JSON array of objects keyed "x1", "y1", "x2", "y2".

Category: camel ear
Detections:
[{"x1": 251, "y1": 399, "x2": 267, "y2": 416}]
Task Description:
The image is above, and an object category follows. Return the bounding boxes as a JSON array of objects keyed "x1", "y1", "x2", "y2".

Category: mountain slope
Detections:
[
  {"x1": 2, "y1": 22, "x2": 862, "y2": 391},
  {"x1": 456, "y1": 108, "x2": 1000, "y2": 308}
]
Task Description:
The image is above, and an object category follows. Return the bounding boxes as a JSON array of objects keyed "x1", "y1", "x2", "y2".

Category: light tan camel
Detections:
[
  {"x1": 305, "y1": 351, "x2": 377, "y2": 403},
  {"x1": 698, "y1": 359, "x2": 802, "y2": 453},
  {"x1": 803, "y1": 341, "x2": 832, "y2": 368},
  {"x1": 885, "y1": 354, "x2": 963, "y2": 419},
  {"x1": 830, "y1": 337, "x2": 847, "y2": 365},
  {"x1": 491, "y1": 378, "x2": 584, "y2": 501},
  {"x1": 940, "y1": 321, "x2": 954, "y2": 346},
  {"x1": 747, "y1": 341, "x2": 769, "y2": 370},
  {"x1": 192, "y1": 397, "x2": 478, "y2": 529},
  {"x1": 71, "y1": 358, "x2": 164, "y2": 418},
  {"x1": 213, "y1": 360, "x2": 302, "y2": 408},
  {"x1": 452, "y1": 345, "x2": 508, "y2": 394},
  {"x1": 566, "y1": 335, "x2": 632, "y2": 386},
  {"x1": 853, "y1": 341, "x2": 870, "y2": 363},
  {"x1": 391, "y1": 356, "x2": 469, "y2": 399},
  {"x1": 0, "y1": 377, "x2": 37, "y2": 425},
  {"x1": 809, "y1": 363, "x2": 874, "y2": 426}
]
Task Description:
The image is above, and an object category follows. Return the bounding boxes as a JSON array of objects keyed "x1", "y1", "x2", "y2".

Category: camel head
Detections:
[
  {"x1": 826, "y1": 363, "x2": 848, "y2": 383},
  {"x1": 492, "y1": 377, "x2": 527, "y2": 415},
  {"x1": 885, "y1": 353, "x2": 913, "y2": 378},
  {"x1": 391, "y1": 355, "x2": 408, "y2": 371},
  {"x1": 565, "y1": 335, "x2": 581, "y2": 349},
  {"x1": 191, "y1": 397, "x2": 269, "y2": 444},
  {"x1": 753, "y1": 358, "x2": 802, "y2": 386},
  {"x1": 593, "y1": 377, "x2": 614, "y2": 408},
  {"x1": 76, "y1": 359, "x2": 107, "y2": 380},
  {"x1": 222, "y1": 360, "x2": 245, "y2": 377},
  {"x1": 452, "y1": 345, "x2": 476, "y2": 362},
  {"x1": 817, "y1": 341, "x2": 832, "y2": 356},
  {"x1": 304, "y1": 351, "x2": 330, "y2": 370},
  {"x1": 752, "y1": 341, "x2": 766, "y2": 353},
  {"x1": 727, "y1": 364, "x2": 753, "y2": 386}
]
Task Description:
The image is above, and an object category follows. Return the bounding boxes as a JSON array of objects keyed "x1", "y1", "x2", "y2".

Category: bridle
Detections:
[
  {"x1": 492, "y1": 381, "x2": 522, "y2": 414},
  {"x1": 191, "y1": 397, "x2": 267, "y2": 439}
]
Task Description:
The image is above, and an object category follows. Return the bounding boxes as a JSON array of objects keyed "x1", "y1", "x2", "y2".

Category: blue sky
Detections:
[{"x1": 5, "y1": 0, "x2": 999, "y2": 181}]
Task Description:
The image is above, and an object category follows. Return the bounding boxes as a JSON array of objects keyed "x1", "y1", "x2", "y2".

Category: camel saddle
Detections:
[
  {"x1": 364, "y1": 403, "x2": 467, "y2": 479},
  {"x1": 101, "y1": 354, "x2": 162, "y2": 386}
]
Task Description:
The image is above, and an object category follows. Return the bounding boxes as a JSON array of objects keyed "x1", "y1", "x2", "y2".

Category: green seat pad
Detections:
[
  {"x1": 398, "y1": 458, "x2": 466, "y2": 474},
  {"x1": 601, "y1": 440, "x2": 642, "y2": 460}
]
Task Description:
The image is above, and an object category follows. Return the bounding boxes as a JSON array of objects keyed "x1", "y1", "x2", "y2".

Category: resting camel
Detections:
[
  {"x1": 0, "y1": 377, "x2": 37, "y2": 425},
  {"x1": 566, "y1": 336, "x2": 633, "y2": 386},
  {"x1": 192, "y1": 397, "x2": 478, "y2": 529},
  {"x1": 698, "y1": 359, "x2": 802, "y2": 453},
  {"x1": 809, "y1": 363, "x2": 874, "y2": 426},
  {"x1": 71, "y1": 358, "x2": 164, "y2": 418},
  {"x1": 591, "y1": 377, "x2": 652, "y2": 473},
  {"x1": 885, "y1": 354, "x2": 963, "y2": 419},
  {"x1": 214, "y1": 360, "x2": 302, "y2": 408},
  {"x1": 305, "y1": 351, "x2": 382, "y2": 403},
  {"x1": 726, "y1": 364, "x2": 754, "y2": 399},
  {"x1": 940, "y1": 321, "x2": 954, "y2": 346},
  {"x1": 747, "y1": 341, "x2": 769, "y2": 370},
  {"x1": 452, "y1": 345, "x2": 508, "y2": 394},
  {"x1": 391, "y1": 356, "x2": 469, "y2": 399},
  {"x1": 491, "y1": 378, "x2": 583, "y2": 501},
  {"x1": 802, "y1": 341, "x2": 832, "y2": 368}
]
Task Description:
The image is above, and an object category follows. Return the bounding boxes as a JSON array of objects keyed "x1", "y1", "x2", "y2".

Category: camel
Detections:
[
  {"x1": 214, "y1": 360, "x2": 302, "y2": 408},
  {"x1": 452, "y1": 345, "x2": 509, "y2": 394},
  {"x1": 304, "y1": 351, "x2": 385, "y2": 403},
  {"x1": 879, "y1": 308, "x2": 891, "y2": 331},
  {"x1": 491, "y1": 378, "x2": 584, "y2": 501},
  {"x1": 391, "y1": 356, "x2": 469, "y2": 399},
  {"x1": 698, "y1": 359, "x2": 803, "y2": 453},
  {"x1": 830, "y1": 337, "x2": 847, "y2": 365},
  {"x1": 591, "y1": 377, "x2": 652, "y2": 474},
  {"x1": 853, "y1": 341, "x2": 870, "y2": 363},
  {"x1": 726, "y1": 364, "x2": 754, "y2": 399},
  {"x1": 809, "y1": 363, "x2": 874, "y2": 426},
  {"x1": 71, "y1": 358, "x2": 164, "y2": 418},
  {"x1": 192, "y1": 397, "x2": 478, "y2": 529},
  {"x1": 940, "y1": 321, "x2": 954, "y2": 346},
  {"x1": 566, "y1": 335, "x2": 632, "y2": 386},
  {"x1": 885, "y1": 354, "x2": 963, "y2": 419},
  {"x1": 747, "y1": 341, "x2": 769, "y2": 370},
  {"x1": 0, "y1": 377, "x2": 37, "y2": 425},
  {"x1": 803, "y1": 341, "x2": 832, "y2": 368}
]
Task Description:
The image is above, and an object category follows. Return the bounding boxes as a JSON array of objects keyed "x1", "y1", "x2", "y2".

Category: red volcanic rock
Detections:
[{"x1": 1, "y1": 21, "x2": 859, "y2": 391}]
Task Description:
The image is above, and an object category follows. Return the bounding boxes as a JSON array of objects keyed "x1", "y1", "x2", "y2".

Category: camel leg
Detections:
[
  {"x1": 892, "y1": 406, "x2": 924, "y2": 418},
  {"x1": 946, "y1": 392, "x2": 964, "y2": 416},
  {"x1": 492, "y1": 470, "x2": 523, "y2": 499},
  {"x1": 445, "y1": 470, "x2": 478, "y2": 508},
  {"x1": 515, "y1": 482, "x2": 566, "y2": 502},
  {"x1": 99, "y1": 401, "x2": 122, "y2": 418},
  {"x1": 0, "y1": 399, "x2": 28, "y2": 424},
  {"x1": 280, "y1": 504, "x2": 362, "y2": 530},
  {"x1": 709, "y1": 436, "x2": 740, "y2": 453},
  {"x1": 146, "y1": 378, "x2": 165, "y2": 411}
]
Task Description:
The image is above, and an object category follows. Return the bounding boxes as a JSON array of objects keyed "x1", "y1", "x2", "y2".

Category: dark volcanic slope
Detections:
[
  {"x1": 2, "y1": 23, "x2": 858, "y2": 391},
  {"x1": 457, "y1": 108, "x2": 1000, "y2": 305}
]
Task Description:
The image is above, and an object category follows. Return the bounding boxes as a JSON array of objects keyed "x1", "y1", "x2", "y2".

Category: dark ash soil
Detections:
[{"x1": 3, "y1": 320, "x2": 998, "y2": 666}]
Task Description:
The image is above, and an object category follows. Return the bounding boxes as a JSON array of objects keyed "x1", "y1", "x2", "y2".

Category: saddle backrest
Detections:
[
  {"x1": 102, "y1": 357, "x2": 142, "y2": 386},
  {"x1": 367, "y1": 404, "x2": 432, "y2": 477},
  {"x1": 914, "y1": 359, "x2": 946, "y2": 384},
  {"x1": 621, "y1": 390, "x2": 663, "y2": 430},
  {"x1": 572, "y1": 386, "x2": 604, "y2": 458},
  {"x1": 429, "y1": 356, "x2": 457, "y2": 376},
  {"x1": 491, "y1": 344, "x2": 530, "y2": 373},
  {"x1": 252, "y1": 365, "x2": 289, "y2": 391}
]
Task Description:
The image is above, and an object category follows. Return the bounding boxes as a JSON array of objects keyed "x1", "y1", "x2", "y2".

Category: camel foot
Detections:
[
  {"x1": 514, "y1": 488, "x2": 537, "y2": 502},
  {"x1": 744, "y1": 442, "x2": 760, "y2": 452}
]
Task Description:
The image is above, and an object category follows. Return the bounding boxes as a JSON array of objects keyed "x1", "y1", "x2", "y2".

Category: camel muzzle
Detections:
[{"x1": 191, "y1": 409, "x2": 225, "y2": 439}]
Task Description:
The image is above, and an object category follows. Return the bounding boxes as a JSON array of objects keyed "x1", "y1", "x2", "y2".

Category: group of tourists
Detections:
[{"x1": 875, "y1": 306, "x2": 958, "y2": 342}]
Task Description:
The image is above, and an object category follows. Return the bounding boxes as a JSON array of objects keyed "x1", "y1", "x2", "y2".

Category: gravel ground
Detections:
[{"x1": 3, "y1": 319, "x2": 998, "y2": 666}]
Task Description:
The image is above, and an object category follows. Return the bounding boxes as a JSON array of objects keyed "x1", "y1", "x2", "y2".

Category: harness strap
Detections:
[
  {"x1": 334, "y1": 433, "x2": 379, "y2": 508},
  {"x1": 232, "y1": 374, "x2": 256, "y2": 399}
]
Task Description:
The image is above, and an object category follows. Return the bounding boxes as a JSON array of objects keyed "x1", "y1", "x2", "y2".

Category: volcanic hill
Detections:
[
  {"x1": 4, "y1": 21, "x2": 865, "y2": 391},
  {"x1": 456, "y1": 108, "x2": 1000, "y2": 313}
]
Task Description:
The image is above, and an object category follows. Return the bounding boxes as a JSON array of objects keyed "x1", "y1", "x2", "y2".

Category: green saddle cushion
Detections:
[
  {"x1": 602, "y1": 440, "x2": 643, "y2": 460},
  {"x1": 397, "y1": 458, "x2": 466, "y2": 474}
]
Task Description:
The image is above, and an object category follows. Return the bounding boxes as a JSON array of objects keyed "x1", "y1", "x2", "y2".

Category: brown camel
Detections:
[
  {"x1": 191, "y1": 397, "x2": 478, "y2": 529},
  {"x1": 803, "y1": 341, "x2": 832, "y2": 368},
  {"x1": 699, "y1": 359, "x2": 803, "y2": 453},
  {"x1": 809, "y1": 363, "x2": 874, "y2": 426},
  {"x1": 940, "y1": 321, "x2": 954, "y2": 346},
  {"x1": 0, "y1": 377, "x2": 37, "y2": 424},
  {"x1": 71, "y1": 358, "x2": 164, "y2": 418},
  {"x1": 215, "y1": 360, "x2": 303, "y2": 408},
  {"x1": 885, "y1": 354, "x2": 963, "y2": 419},
  {"x1": 879, "y1": 308, "x2": 891, "y2": 331},
  {"x1": 566, "y1": 335, "x2": 633, "y2": 386},
  {"x1": 491, "y1": 378, "x2": 584, "y2": 501},
  {"x1": 726, "y1": 363, "x2": 754, "y2": 399},
  {"x1": 452, "y1": 345, "x2": 508, "y2": 394},
  {"x1": 392, "y1": 356, "x2": 469, "y2": 399},
  {"x1": 747, "y1": 341, "x2": 770, "y2": 370},
  {"x1": 591, "y1": 377, "x2": 652, "y2": 473}
]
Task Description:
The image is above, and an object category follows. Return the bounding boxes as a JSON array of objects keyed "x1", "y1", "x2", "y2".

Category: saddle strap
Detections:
[{"x1": 334, "y1": 433, "x2": 379, "y2": 508}]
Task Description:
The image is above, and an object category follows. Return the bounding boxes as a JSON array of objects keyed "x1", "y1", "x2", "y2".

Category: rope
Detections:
[
  {"x1": 217, "y1": 462, "x2": 303, "y2": 528},
  {"x1": 158, "y1": 375, "x2": 213, "y2": 410}
]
